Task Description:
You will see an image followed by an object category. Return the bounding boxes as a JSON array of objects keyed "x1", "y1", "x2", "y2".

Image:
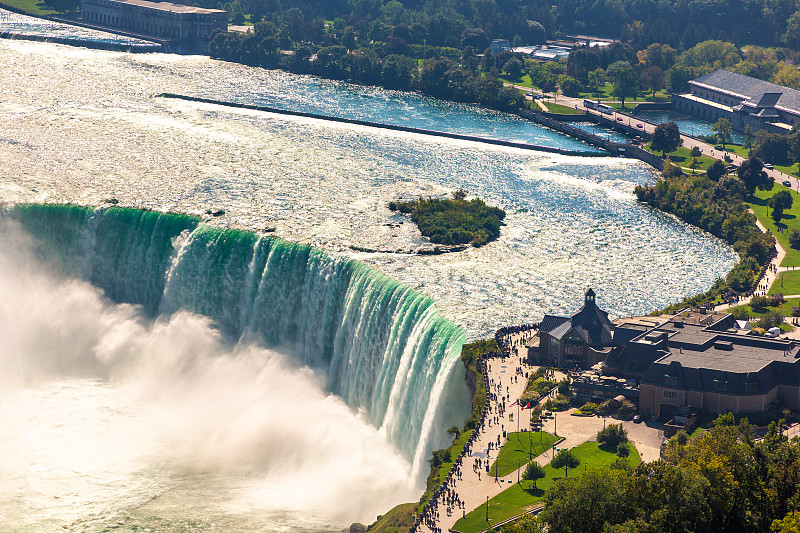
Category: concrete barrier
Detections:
[{"x1": 157, "y1": 93, "x2": 607, "y2": 157}]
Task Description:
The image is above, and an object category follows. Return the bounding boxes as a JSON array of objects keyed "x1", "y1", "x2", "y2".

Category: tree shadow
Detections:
[
  {"x1": 522, "y1": 485, "x2": 545, "y2": 497},
  {"x1": 748, "y1": 196, "x2": 769, "y2": 207}
]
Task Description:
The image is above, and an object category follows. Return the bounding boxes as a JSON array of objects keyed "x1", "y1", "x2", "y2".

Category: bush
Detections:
[
  {"x1": 597, "y1": 423, "x2": 629, "y2": 448},
  {"x1": 757, "y1": 311, "x2": 784, "y2": 330},
  {"x1": 619, "y1": 401, "x2": 636, "y2": 421},
  {"x1": 673, "y1": 429, "x2": 689, "y2": 445},
  {"x1": 391, "y1": 196, "x2": 505, "y2": 246},
  {"x1": 546, "y1": 394, "x2": 571, "y2": 411},
  {"x1": 751, "y1": 295, "x2": 770, "y2": 311},
  {"x1": 793, "y1": 307, "x2": 800, "y2": 317},
  {"x1": 770, "y1": 293, "x2": 785, "y2": 306},
  {"x1": 557, "y1": 378, "x2": 571, "y2": 396},
  {"x1": 730, "y1": 306, "x2": 750, "y2": 320},
  {"x1": 579, "y1": 402, "x2": 598, "y2": 414},
  {"x1": 616, "y1": 442, "x2": 630, "y2": 457},
  {"x1": 791, "y1": 229, "x2": 800, "y2": 250}
]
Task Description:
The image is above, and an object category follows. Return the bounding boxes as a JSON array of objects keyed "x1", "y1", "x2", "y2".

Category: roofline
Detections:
[{"x1": 688, "y1": 80, "x2": 748, "y2": 101}]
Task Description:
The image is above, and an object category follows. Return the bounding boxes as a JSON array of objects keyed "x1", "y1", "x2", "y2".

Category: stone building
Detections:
[
  {"x1": 81, "y1": 0, "x2": 227, "y2": 40},
  {"x1": 673, "y1": 69, "x2": 800, "y2": 134},
  {"x1": 538, "y1": 288, "x2": 614, "y2": 368}
]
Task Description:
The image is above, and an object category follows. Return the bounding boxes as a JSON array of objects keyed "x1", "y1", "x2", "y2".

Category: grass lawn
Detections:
[
  {"x1": 453, "y1": 441, "x2": 640, "y2": 533},
  {"x1": 499, "y1": 74, "x2": 534, "y2": 89},
  {"x1": 543, "y1": 102, "x2": 584, "y2": 115},
  {"x1": 770, "y1": 271, "x2": 800, "y2": 296},
  {"x1": 418, "y1": 429, "x2": 474, "y2": 512},
  {"x1": 749, "y1": 185, "x2": 800, "y2": 266},
  {"x1": 577, "y1": 83, "x2": 669, "y2": 103},
  {"x1": 489, "y1": 431, "x2": 559, "y2": 477},
  {"x1": 369, "y1": 502, "x2": 417, "y2": 533},
  {"x1": 0, "y1": 0, "x2": 60, "y2": 16},
  {"x1": 726, "y1": 299, "x2": 797, "y2": 332},
  {"x1": 645, "y1": 143, "x2": 717, "y2": 171},
  {"x1": 726, "y1": 145, "x2": 800, "y2": 178}
]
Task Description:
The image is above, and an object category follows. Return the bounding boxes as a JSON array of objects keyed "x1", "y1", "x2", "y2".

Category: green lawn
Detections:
[
  {"x1": 769, "y1": 271, "x2": 800, "y2": 296},
  {"x1": 0, "y1": 0, "x2": 60, "y2": 16},
  {"x1": 489, "y1": 431, "x2": 559, "y2": 477},
  {"x1": 749, "y1": 185, "x2": 800, "y2": 266},
  {"x1": 369, "y1": 502, "x2": 417, "y2": 533},
  {"x1": 576, "y1": 83, "x2": 670, "y2": 103},
  {"x1": 726, "y1": 145, "x2": 800, "y2": 178},
  {"x1": 645, "y1": 143, "x2": 717, "y2": 171},
  {"x1": 453, "y1": 441, "x2": 640, "y2": 533},
  {"x1": 543, "y1": 102, "x2": 584, "y2": 115},
  {"x1": 499, "y1": 74, "x2": 534, "y2": 89},
  {"x1": 727, "y1": 299, "x2": 798, "y2": 332}
]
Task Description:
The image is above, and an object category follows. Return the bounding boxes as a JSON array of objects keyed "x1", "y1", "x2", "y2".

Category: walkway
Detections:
[{"x1": 417, "y1": 331, "x2": 663, "y2": 533}]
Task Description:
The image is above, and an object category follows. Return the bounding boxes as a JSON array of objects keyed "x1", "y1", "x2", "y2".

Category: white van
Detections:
[{"x1": 766, "y1": 327, "x2": 781, "y2": 338}]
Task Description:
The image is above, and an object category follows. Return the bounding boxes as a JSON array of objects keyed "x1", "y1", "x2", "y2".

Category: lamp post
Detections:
[
  {"x1": 486, "y1": 495, "x2": 489, "y2": 523},
  {"x1": 518, "y1": 460, "x2": 521, "y2": 484}
]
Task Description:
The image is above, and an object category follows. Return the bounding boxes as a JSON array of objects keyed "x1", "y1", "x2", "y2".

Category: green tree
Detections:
[
  {"x1": 691, "y1": 146, "x2": 702, "y2": 158},
  {"x1": 744, "y1": 124, "x2": 754, "y2": 154},
  {"x1": 711, "y1": 118, "x2": 733, "y2": 149},
  {"x1": 597, "y1": 424, "x2": 629, "y2": 448},
  {"x1": 523, "y1": 462, "x2": 545, "y2": 489},
  {"x1": 606, "y1": 60, "x2": 638, "y2": 108},
  {"x1": 587, "y1": 68, "x2": 605, "y2": 95},
  {"x1": 790, "y1": 229, "x2": 800, "y2": 250},
  {"x1": 738, "y1": 157, "x2": 771, "y2": 195},
  {"x1": 707, "y1": 159, "x2": 727, "y2": 181},
  {"x1": 690, "y1": 157, "x2": 700, "y2": 173},
  {"x1": 551, "y1": 449, "x2": 580, "y2": 478},
  {"x1": 639, "y1": 65, "x2": 665, "y2": 96},
  {"x1": 446, "y1": 425, "x2": 460, "y2": 439},
  {"x1": 651, "y1": 121, "x2": 682, "y2": 156}
]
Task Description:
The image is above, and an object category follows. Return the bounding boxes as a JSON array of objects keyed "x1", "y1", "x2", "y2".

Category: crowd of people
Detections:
[{"x1": 410, "y1": 326, "x2": 538, "y2": 533}]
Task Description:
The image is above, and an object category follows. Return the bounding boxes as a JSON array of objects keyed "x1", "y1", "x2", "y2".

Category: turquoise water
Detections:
[
  {"x1": 567, "y1": 121, "x2": 629, "y2": 143},
  {"x1": 633, "y1": 109, "x2": 746, "y2": 144}
]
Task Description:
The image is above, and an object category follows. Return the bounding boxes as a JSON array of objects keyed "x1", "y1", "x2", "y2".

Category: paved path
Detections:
[{"x1": 417, "y1": 332, "x2": 664, "y2": 533}]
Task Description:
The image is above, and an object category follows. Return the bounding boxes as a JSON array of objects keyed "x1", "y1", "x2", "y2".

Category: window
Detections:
[
  {"x1": 665, "y1": 376, "x2": 677, "y2": 386},
  {"x1": 664, "y1": 390, "x2": 677, "y2": 398},
  {"x1": 714, "y1": 381, "x2": 727, "y2": 392}
]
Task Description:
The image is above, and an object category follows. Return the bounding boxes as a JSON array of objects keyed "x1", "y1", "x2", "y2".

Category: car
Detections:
[
  {"x1": 714, "y1": 145, "x2": 723, "y2": 150},
  {"x1": 636, "y1": 123, "x2": 643, "y2": 128},
  {"x1": 616, "y1": 117, "x2": 623, "y2": 122},
  {"x1": 783, "y1": 180, "x2": 792, "y2": 187},
  {"x1": 633, "y1": 414, "x2": 643, "y2": 423},
  {"x1": 524, "y1": 92, "x2": 534, "y2": 97},
  {"x1": 765, "y1": 163, "x2": 774, "y2": 170}
]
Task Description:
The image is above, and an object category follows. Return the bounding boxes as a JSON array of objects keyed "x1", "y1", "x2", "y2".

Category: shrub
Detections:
[
  {"x1": 757, "y1": 311, "x2": 784, "y2": 330},
  {"x1": 751, "y1": 295, "x2": 770, "y2": 311},
  {"x1": 557, "y1": 378, "x2": 571, "y2": 396},
  {"x1": 770, "y1": 293, "x2": 785, "y2": 306},
  {"x1": 730, "y1": 307, "x2": 750, "y2": 320},
  {"x1": 619, "y1": 401, "x2": 636, "y2": 420},
  {"x1": 579, "y1": 402, "x2": 598, "y2": 414},
  {"x1": 673, "y1": 429, "x2": 689, "y2": 445},
  {"x1": 791, "y1": 229, "x2": 800, "y2": 250},
  {"x1": 616, "y1": 442, "x2": 630, "y2": 457},
  {"x1": 597, "y1": 423, "x2": 628, "y2": 448},
  {"x1": 793, "y1": 307, "x2": 800, "y2": 317}
]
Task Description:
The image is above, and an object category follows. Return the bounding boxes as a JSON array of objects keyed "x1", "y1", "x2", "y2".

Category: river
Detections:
[{"x1": 0, "y1": 34, "x2": 738, "y2": 533}]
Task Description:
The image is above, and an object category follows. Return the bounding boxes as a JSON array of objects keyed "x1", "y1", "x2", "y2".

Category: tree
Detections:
[
  {"x1": 551, "y1": 449, "x2": 580, "y2": 478},
  {"x1": 770, "y1": 190, "x2": 793, "y2": 223},
  {"x1": 738, "y1": 157, "x2": 771, "y2": 195},
  {"x1": 597, "y1": 423, "x2": 629, "y2": 448},
  {"x1": 446, "y1": 425, "x2": 460, "y2": 439},
  {"x1": 790, "y1": 229, "x2": 800, "y2": 250},
  {"x1": 523, "y1": 462, "x2": 546, "y2": 489},
  {"x1": 606, "y1": 60, "x2": 638, "y2": 108},
  {"x1": 566, "y1": 48, "x2": 600, "y2": 83},
  {"x1": 691, "y1": 146, "x2": 702, "y2": 158},
  {"x1": 690, "y1": 157, "x2": 701, "y2": 173},
  {"x1": 587, "y1": 68, "x2": 605, "y2": 95},
  {"x1": 651, "y1": 121, "x2": 682, "y2": 156},
  {"x1": 754, "y1": 130, "x2": 791, "y2": 166},
  {"x1": 504, "y1": 57, "x2": 524, "y2": 79},
  {"x1": 744, "y1": 124, "x2": 754, "y2": 154},
  {"x1": 639, "y1": 65, "x2": 665, "y2": 96},
  {"x1": 711, "y1": 118, "x2": 733, "y2": 149},
  {"x1": 706, "y1": 159, "x2": 727, "y2": 181}
]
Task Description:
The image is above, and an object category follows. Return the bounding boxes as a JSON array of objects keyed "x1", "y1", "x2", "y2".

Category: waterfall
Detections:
[{"x1": 4, "y1": 203, "x2": 470, "y2": 475}]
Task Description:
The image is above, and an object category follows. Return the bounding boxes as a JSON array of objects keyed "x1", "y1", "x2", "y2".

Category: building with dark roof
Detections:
[
  {"x1": 538, "y1": 288, "x2": 615, "y2": 368},
  {"x1": 543, "y1": 292, "x2": 800, "y2": 419},
  {"x1": 81, "y1": 0, "x2": 227, "y2": 41},
  {"x1": 673, "y1": 69, "x2": 800, "y2": 134}
]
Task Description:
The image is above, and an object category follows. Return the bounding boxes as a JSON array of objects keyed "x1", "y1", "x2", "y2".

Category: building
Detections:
[
  {"x1": 673, "y1": 69, "x2": 800, "y2": 134},
  {"x1": 489, "y1": 39, "x2": 512, "y2": 54},
  {"x1": 513, "y1": 44, "x2": 570, "y2": 62},
  {"x1": 81, "y1": 0, "x2": 227, "y2": 40},
  {"x1": 538, "y1": 288, "x2": 614, "y2": 368},
  {"x1": 541, "y1": 291, "x2": 800, "y2": 419}
]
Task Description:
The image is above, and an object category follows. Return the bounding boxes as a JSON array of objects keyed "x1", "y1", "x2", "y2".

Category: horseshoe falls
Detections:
[{"x1": 0, "y1": 36, "x2": 739, "y2": 533}]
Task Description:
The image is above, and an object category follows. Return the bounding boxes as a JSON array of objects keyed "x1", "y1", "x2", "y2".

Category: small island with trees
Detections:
[{"x1": 389, "y1": 189, "x2": 505, "y2": 247}]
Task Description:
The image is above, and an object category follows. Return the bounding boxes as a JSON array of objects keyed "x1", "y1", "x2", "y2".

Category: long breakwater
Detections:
[{"x1": 157, "y1": 93, "x2": 606, "y2": 157}]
